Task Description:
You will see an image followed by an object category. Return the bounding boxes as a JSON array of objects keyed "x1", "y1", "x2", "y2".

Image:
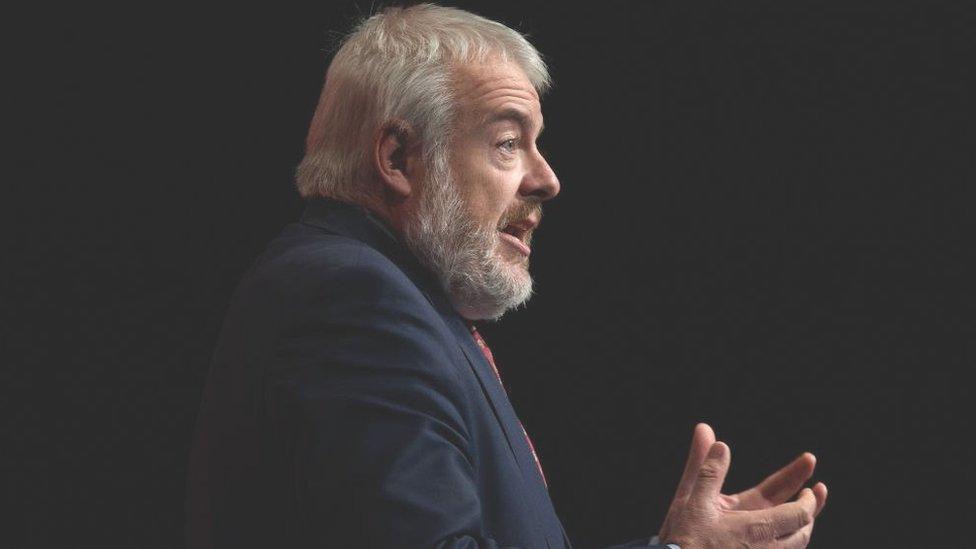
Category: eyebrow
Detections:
[{"x1": 485, "y1": 107, "x2": 544, "y2": 137}]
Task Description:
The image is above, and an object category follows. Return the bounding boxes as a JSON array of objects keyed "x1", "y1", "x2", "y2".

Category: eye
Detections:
[{"x1": 498, "y1": 138, "x2": 519, "y2": 154}]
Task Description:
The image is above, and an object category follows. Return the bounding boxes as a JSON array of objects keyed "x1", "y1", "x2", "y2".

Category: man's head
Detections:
[{"x1": 297, "y1": 4, "x2": 560, "y2": 320}]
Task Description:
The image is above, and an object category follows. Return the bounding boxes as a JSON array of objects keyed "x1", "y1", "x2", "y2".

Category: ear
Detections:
[{"x1": 373, "y1": 119, "x2": 421, "y2": 199}]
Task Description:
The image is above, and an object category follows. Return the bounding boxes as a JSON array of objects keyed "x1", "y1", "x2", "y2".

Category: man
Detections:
[{"x1": 187, "y1": 4, "x2": 828, "y2": 548}]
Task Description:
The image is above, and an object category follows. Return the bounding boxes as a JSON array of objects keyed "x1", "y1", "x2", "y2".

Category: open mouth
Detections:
[
  {"x1": 500, "y1": 223, "x2": 526, "y2": 239},
  {"x1": 498, "y1": 223, "x2": 531, "y2": 257}
]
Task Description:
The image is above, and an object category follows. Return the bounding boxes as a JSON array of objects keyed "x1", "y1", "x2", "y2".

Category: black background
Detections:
[{"x1": 8, "y1": 1, "x2": 975, "y2": 547}]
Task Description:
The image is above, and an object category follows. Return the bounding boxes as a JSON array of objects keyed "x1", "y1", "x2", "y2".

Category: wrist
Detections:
[{"x1": 650, "y1": 534, "x2": 683, "y2": 549}]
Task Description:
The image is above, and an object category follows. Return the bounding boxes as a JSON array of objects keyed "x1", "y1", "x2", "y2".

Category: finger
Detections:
[
  {"x1": 672, "y1": 423, "x2": 717, "y2": 502},
  {"x1": 689, "y1": 441, "x2": 730, "y2": 503},
  {"x1": 738, "y1": 452, "x2": 817, "y2": 508},
  {"x1": 775, "y1": 521, "x2": 813, "y2": 549},
  {"x1": 744, "y1": 488, "x2": 816, "y2": 542},
  {"x1": 812, "y1": 482, "x2": 828, "y2": 517}
]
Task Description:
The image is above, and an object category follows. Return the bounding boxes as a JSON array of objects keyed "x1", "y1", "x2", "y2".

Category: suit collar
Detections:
[
  {"x1": 299, "y1": 196, "x2": 403, "y2": 263},
  {"x1": 299, "y1": 196, "x2": 448, "y2": 305},
  {"x1": 298, "y1": 197, "x2": 491, "y2": 339}
]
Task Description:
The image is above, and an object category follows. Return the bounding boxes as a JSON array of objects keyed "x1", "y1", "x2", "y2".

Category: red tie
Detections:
[{"x1": 468, "y1": 323, "x2": 548, "y2": 488}]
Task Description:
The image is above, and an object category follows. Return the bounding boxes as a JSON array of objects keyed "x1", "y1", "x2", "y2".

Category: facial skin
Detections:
[
  {"x1": 371, "y1": 58, "x2": 559, "y2": 320},
  {"x1": 448, "y1": 58, "x2": 560, "y2": 261},
  {"x1": 437, "y1": 58, "x2": 560, "y2": 318}
]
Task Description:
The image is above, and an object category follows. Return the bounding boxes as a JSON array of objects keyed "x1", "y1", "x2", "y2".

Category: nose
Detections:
[{"x1": 519, "y1": 148, "x2": 560, "y2": 201}]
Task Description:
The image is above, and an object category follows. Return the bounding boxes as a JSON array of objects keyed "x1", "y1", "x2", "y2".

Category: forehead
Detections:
[{"x1": 452, "y1": 59, "x2": 542, "y2": 127}]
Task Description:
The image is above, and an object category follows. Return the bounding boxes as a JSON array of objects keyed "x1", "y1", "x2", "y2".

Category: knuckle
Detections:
[
  {"x1": 698, "y1": 463, "x2": 722, "y2": 479},
  {"x1": 746, "y1": 518, "x2": 777, "y2": 542},
  {"x1": 798, "y1": 506, "x2": 813, "y2": 526}
]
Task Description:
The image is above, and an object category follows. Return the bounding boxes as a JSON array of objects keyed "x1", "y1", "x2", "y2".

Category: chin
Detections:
[{"x1": 452, "y1": 251, "x2": 534, "y2": 322}]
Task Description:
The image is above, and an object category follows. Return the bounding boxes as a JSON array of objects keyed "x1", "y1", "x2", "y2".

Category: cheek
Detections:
[
  {"x1": 464, "y1": 171, "x2": 511, "y2": 223},
  {"x1": 481, "y1": 166, "x2": 522, "y2": 214},
  {"x1": 481, "y1": 180, "x2": 517, "y2": 228},
  {"x1": 453, "y1": 147, "x2": 521, "y2": 225}
]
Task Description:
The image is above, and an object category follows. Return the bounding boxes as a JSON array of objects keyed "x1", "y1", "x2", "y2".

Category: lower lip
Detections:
[{"x1": 499, "y1": 231, "x2": 531, "y2": 257}]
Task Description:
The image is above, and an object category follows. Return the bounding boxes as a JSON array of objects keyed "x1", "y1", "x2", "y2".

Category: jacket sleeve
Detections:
[
  {"x1": 602, "y1": 537, "x2": 672, "y2": 548},
  {"x1": 265, "y1": 260, "x2": 512, "y2": 548}
]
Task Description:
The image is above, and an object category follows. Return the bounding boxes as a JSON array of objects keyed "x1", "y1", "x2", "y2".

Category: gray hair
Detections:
[{"x1": 295, "y1": 3, "x2": 551, "y2": 201}]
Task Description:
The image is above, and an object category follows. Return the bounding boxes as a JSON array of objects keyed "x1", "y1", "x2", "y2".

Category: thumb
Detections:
[{"x1": 689, "y1": 441, "x2": 731, "y2": 504}]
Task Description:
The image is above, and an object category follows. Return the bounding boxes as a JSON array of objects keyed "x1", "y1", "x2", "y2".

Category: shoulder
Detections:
[
  {"x1": 261, "y1": 226, "x2": 414, "y2": 290},
  {"x1": 255, "y1": 227, "x2": 468, "y2": 407},
  {"x1": 233, "y1": 224, "x2": 430, "y2": 316},
  {"x1": 244, "y1": 224, "x2": 460, "y2": 373}
]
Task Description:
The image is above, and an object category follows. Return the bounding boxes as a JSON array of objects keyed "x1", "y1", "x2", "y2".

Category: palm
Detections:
[
  {"x1": 718, "y1": 488, "x2": 776, "y2": 511},
  {"x1": 660, "y1": 424, "x2": 819, "y2": 532},
  {"x1": 658, "y1": 424, "x2": 828, "y2": 546},
  {"x1": 720, "y1": 452, "x2": 817, "y2": 511}
]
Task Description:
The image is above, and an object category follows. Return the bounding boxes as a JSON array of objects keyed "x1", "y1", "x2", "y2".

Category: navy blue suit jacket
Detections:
[{"x1": 187, "y1": 197, "x2": 663, "y2": 548}]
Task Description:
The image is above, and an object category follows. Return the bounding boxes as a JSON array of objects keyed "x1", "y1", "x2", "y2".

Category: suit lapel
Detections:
[{"x1": 448, "y1": 315, "x2": 528, "y2": 472}]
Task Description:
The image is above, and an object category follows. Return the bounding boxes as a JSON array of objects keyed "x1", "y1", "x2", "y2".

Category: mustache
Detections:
[{"x1": 496, "y1": 201, "x2": 543, "y2": 231}]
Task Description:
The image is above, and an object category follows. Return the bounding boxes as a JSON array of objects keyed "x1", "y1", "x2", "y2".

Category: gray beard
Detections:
[{"x1": 400, "y1": 161, "x2": 533, "y2": 321}]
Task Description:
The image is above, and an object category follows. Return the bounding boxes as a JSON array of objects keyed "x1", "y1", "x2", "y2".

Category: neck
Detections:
[{"x1": 358, "y1": 189, "x2": 415, "y2": 239}]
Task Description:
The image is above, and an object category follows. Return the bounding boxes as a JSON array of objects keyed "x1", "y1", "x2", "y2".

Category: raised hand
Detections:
[{"x1": 657, "y1": 424, "x2": 828, "y2": 548}]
